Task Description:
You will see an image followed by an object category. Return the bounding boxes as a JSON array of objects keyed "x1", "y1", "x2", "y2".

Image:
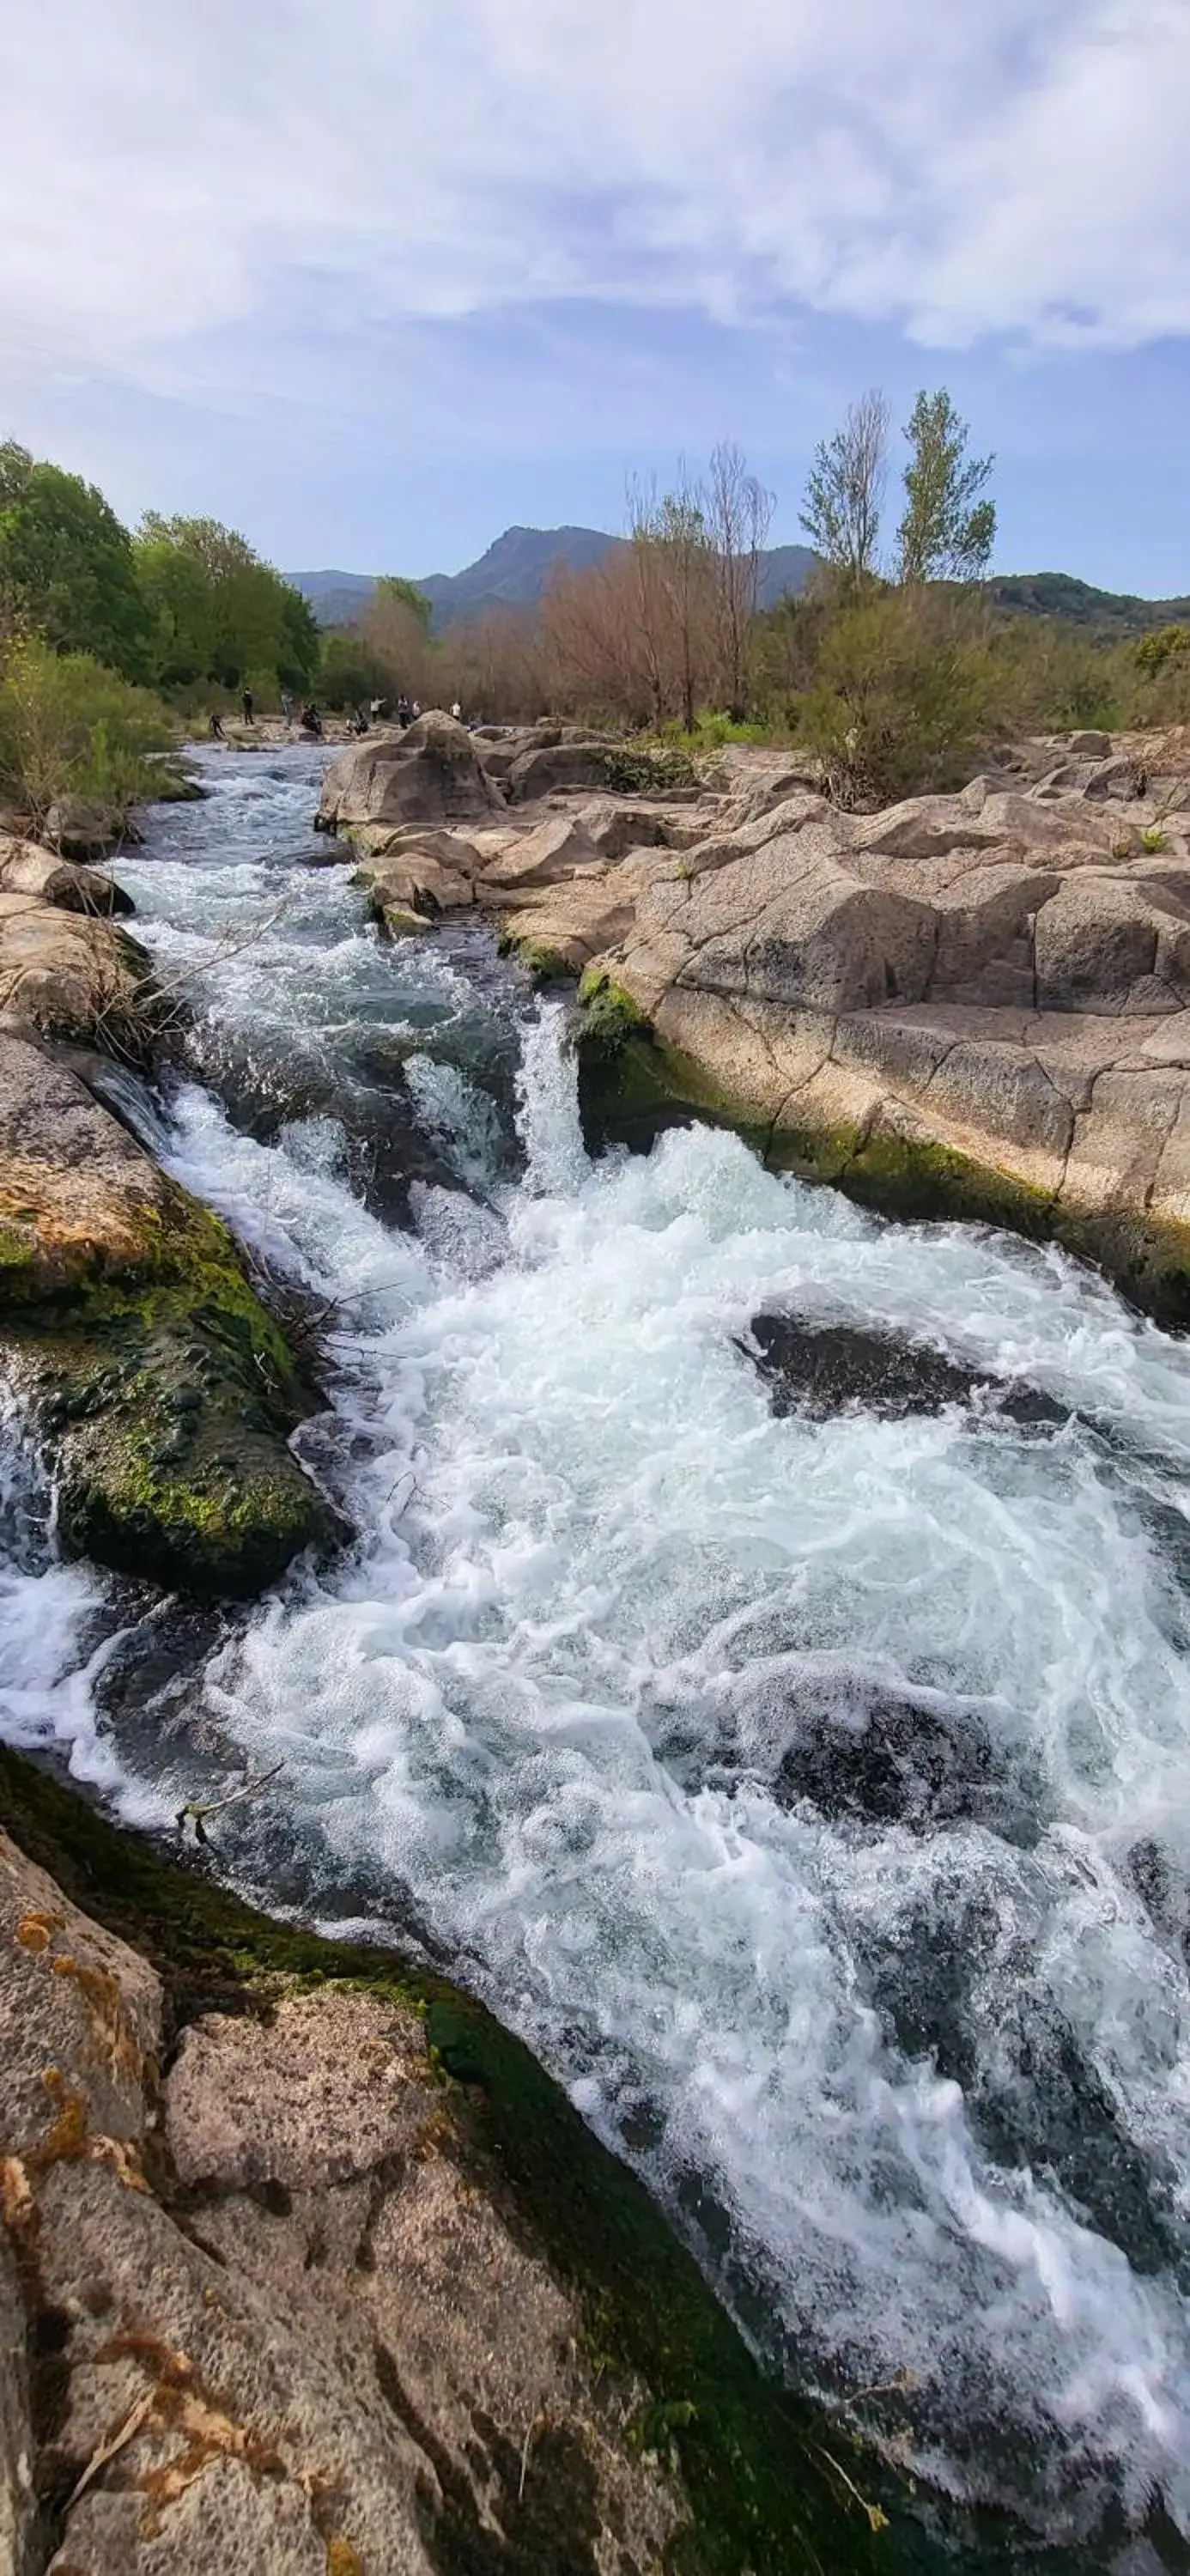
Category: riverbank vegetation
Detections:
[{"x1": 3, "y1": 392, "x2": 1188, "y2": 824}]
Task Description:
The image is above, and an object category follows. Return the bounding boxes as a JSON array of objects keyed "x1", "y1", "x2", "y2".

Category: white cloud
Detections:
[{"x1": 1, "y1": 0, "x2": 1187, "y2": 404}]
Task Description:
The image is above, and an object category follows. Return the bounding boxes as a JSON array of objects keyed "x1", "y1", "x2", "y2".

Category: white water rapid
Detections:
[{"x1": 7, "y1": 749, "x2": 1190, "y2": 2562}]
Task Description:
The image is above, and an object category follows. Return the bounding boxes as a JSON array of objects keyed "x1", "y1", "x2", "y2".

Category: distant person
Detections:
[
  {"x1": 209, "y1": 708, "x2": 225, "y2": 739},
  {"x1": 369, "y1": 696, "x2": 383, "y2": 721},
  {"x1": 397, "y1": 694, "x2": 411, "y2": 730},
  {"x1": 451, "y1": 700, "x2": 462, "y2": 722},
  {"x1": 241, "y1": 687, "x2": 254, "y2": 726},
  {"x1": 350, "y1": 705, "x2": 368, "y2": 735},
  {"x1": 300, "y1": 702, "x2": 324, "y2": 739},
  {"x1": 411, "y1": 699, "x2": 421, "y2": 720},
  {"x1": 281, "y1": 690, "x2": 294, "y2": 724}
]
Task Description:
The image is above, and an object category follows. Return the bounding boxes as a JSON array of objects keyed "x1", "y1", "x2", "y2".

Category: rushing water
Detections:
[{"x1": 8, "y1": 745, "x2": 1190, "y2": 2562}]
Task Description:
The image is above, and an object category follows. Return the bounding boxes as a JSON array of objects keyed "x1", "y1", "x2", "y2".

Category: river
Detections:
[{"x1": 7, "y1": 744, "x2": 1190, "y2": 2566}]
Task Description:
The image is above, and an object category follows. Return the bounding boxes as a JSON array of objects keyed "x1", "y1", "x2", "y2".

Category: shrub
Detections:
[
  {"x1": 795, "y1": 590, "x2": 1003, "y2": 806},
  {"x1": 0, "y1": 638, "x2": 174, "y2": 827},
  {"x1": 599, "y1": 743, "x2": 699, "y2": 794}
]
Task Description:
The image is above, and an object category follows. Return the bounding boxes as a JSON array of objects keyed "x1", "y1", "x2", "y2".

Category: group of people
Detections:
[{"x1": 207, "y1": 688, "x2": 467, "y2": 745}]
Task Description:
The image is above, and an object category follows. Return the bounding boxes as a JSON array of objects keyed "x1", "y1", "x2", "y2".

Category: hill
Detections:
[
  {"x1": 985, "y1": 572, "x2": 1190, "y2": 635},
  {"x1": 292, "y1": 526, "x2": 820, "y2": 633}
]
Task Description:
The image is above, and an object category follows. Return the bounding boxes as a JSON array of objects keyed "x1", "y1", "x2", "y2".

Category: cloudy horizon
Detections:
[{"x1": 3, "y1": 0, "x2": 1187, "y2": 589}]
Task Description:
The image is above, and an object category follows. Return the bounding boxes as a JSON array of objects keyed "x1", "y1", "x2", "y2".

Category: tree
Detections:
[
  {"x1": 705, "y1": 440, "x2": 774, "y2": 717},
  {"x1": 361, "y1": 576, "x2": 433, "y2": 702},
  {"x1": 798, "y1": 391, "x2": 889, "y2": 586},
  {"x1": 896, "y1": 391, "x2": 996, "y2": 585},
  {"x1": 136, "y1": 515, "x2": 318, "y2": 691},
  {"x1": 0, "y1": 444, "x2": 151, "y2": 678}
]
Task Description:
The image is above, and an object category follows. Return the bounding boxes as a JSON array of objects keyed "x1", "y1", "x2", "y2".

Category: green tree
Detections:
[
  {"x1": 0, "y1": 442, "x2": 151, "y2": 677},
  {"x1": 896, "y1": 392, "x2": 996, "y2": 585},
  {"x1": 798, "y1": 391, "x2": 889, "y2": 586},
  {"x1": 137, "y1": 514, "x2": 318, "y2": 690}
]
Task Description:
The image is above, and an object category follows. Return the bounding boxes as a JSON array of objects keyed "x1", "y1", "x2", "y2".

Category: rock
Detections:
[
  {"x1": 562, "y1": 757, "x2": 1190, "y2": 1318},
  {"x1": 477, "y1": 811, "x2": 600, "y2": 890},
  {"x1": 506, "y1": 739, "x2": 616, "y2": 801},
  {"x1": 0, "y1": 834, "x2": 134, "y2": 917},
  {"x1": 1067, "y1": 729, "x2": 1112, "y2": 757},
  {"x1": 45, "y1": 798, "x2": 142, "y2": 860},
  {"x1": 0, "y1": 898, "x2": 157, "y2": 1054},
  {"x1": 0, "y1": 1745, "x2": 901, "y2": 2576},
  {"x1": 319, "y1": 712, "x2": 503, "y2": 835},
  {"x1": 0, "y1": 1032, "x2": 337, "y2": 1595},
  {"x1": 350, "y1": 829, "x2": 479, "y2": 930}
]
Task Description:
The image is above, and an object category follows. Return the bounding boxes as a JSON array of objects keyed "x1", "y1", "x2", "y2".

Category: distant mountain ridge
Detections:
[
  {"x1": 293, "y1": 535, "x2": 1190, "y2": 642},
  {"x1": 291, "y1": 525, "x2": 820, "y2": 633}
]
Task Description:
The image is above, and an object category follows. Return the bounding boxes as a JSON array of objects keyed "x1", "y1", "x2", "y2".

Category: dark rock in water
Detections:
[
  {"x1": 746, "y1": 1313, "x2": 1064, "y2": 1426},
  {"x1": 774, "y1": 1679, "x2": 1046, "y2": 1844}
]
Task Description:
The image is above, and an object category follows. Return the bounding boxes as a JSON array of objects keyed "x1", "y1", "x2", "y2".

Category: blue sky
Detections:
[{"x1": 3, "y1": 0, "x2": 1187, "y2": 592}]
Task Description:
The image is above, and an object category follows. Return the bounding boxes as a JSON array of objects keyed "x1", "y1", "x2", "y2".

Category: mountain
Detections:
[
  {"x1": 291, "y1": 526, "x2": 820, "y2": 633},
  {"x1": 984, "y1": 573, "x2": 1190, "y2": 635}
]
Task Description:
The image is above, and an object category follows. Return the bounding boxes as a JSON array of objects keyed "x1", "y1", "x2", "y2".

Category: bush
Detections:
[
  {"x1": 0, "y1": 639, "x2": 175, "y2": 827},
  {"x1": 795, "y1": 591, "x2": 1003, "y2": 806},
  {"x1": 600, "y1": 743, "x2": 699, "y2": 794}
]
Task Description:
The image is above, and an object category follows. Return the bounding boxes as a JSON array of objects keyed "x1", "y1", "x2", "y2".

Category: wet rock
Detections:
[
  {"x1": 319, "y1": 710, "x2": 503, "y2": 835},
  {"x1": 745, "y1": 1314, "x2": 1063, "y2": 1425},
  {"x1": 774, "y1": 1680, "x2": 1045, "y2": 1844},
  {"x1": 0, "y1": 1032, "x2": 337, "y2": 1596}
]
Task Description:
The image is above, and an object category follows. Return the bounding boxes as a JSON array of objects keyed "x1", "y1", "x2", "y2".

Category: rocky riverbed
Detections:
[
  {"x1": 5, "y1": 726, "x2": 1190, "y2": 2568},
  {"x1": 320, "y1": 713, "x2": 1190, "y2": 1321}
]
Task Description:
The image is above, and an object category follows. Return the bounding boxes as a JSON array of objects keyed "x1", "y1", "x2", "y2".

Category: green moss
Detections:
[
  {"x1": 576, "y1": 969, "x2": 653, "y2": 1060},
  {"x1": 497, "y1": 929, "x2": 572, "y2": 985},
  {"x1": 378, "y1": 902, "x2": 433, "y2": 939},
  {"x1": 0, "y1": 1217, "x2": 35, "y2": 1273},
  {"x1": 0, "y1": 1741, "x2": 921, "y2": 2575},
  {"x1": 4, "y1": 1182, "x2": 336, "y2": 1595}
]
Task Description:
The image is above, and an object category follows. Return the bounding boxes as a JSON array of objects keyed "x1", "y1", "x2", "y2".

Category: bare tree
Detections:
[
  {"x1": 799, "y1": 390, "x2": 889, "y2": 586},
  {"x1": 705, "y1": 440, "x2": 774, "y2": 717}
]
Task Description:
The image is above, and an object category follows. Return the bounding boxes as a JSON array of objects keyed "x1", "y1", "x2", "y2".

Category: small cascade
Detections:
[{"x1": 514, "y1": 1001, "x2": 591, "y2": 1196}]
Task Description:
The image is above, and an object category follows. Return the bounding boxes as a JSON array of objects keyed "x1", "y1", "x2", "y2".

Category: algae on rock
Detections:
[{"x1": 0, "y1": 1034, "x2": 337, "y2": 1595}]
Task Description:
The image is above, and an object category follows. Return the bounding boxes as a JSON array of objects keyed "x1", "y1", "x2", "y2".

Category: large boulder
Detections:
[
  {"x1": 351, "y1": 829, "x2": 479, "y2": 933},
  {"x1": 319, "y1": 711, "x2": 503, "y2": 835},
  {"x1": 0, "y1": 1748, "x2": 896, "y2": 2576},
  {"x1": 506, "y1": 738, "x2": 617, "y2": 801},
  {"x1": 0, "y1": 832, "x2": 133, "y2": 916},
  {"x1": 0, "y1": 896, "x2": 157, "y2": 1054},
  {"x1": 574, "y1": 761, "x2": 1190, "y2": 1318},
  {"x1": 0, "y1": 1033, "x2": 337, "y2": 1595},
  {"x1": 44, "y1": 796, "x2": 143, "y2": 860}
]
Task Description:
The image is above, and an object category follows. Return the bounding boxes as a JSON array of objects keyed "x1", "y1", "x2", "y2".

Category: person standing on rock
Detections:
[
  {"x1": 242, "y1": 687, "x2": 254, "y2": 726},
  {"x1": 209, "y1": 709, "x2": 225, "y2": 740},
  {"x1": 281, "y1": 690, "x2": 294, "y2": 726},
  {"x1": 451, "y1": 700, "x2": 462, "y2": 722},
  {"x1": 397, "y1": 695, "x2": 411, "y2": 730}
]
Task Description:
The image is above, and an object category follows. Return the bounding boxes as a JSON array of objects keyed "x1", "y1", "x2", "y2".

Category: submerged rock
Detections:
[
  {"x1": 0, "y1": 1033, "x2": 337, "y2": 1596},
  {"x1": 0, "y1": 1743, "x2": 908, "y2": 2576},
  {"x1": 746, "y1": 1313, "x2": 1063, "y2": 1425}
]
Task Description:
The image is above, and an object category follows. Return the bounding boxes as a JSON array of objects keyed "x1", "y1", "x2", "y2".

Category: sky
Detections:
[{"x1": 2, "y1": 0, "x2": 1188, "y2": 592}]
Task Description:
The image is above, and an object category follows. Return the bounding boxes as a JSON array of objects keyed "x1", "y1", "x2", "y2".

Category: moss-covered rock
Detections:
[
  {"x1": 0, "y1": 1742, "x2": 926, "y2": 2575},
  {"x1": 0, "y1": 1034, "x2": 337, "y2": 1595}
]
